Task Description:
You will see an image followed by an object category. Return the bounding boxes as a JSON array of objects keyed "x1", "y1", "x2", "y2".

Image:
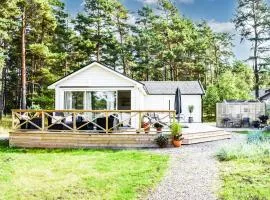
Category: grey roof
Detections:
[
  {"x1": 141, "y1": 81, "x2": 204, "y2": 95},
  {"x1": 251, "y1": 88, "x2": 270, "y2": 98},
  {"x1": 259, "y1": 91, "x2": 270, "y2": 100}
]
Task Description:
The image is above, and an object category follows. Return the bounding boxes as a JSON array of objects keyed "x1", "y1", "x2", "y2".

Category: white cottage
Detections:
[{"x1": 48, "y1": 62, "x2": 204, "y2": 123}]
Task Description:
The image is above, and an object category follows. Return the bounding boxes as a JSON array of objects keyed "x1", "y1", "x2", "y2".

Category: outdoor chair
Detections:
[
  {"x1": 48, "y1": 112, "x2": 64, "y2": 130},
  {"x1": 27, "y1": 117, "x2": 42, "y2": 129},
  {"x1": 18, "y1": 114, "x2": 30, "y2": 129},
  {"x1": 242, "y1": 117, "x2": 250, "y2": 128},
  {"x1": 252, "y1": 120, "x2": 260, "y2": 129},
  {"x1": 18, "y1": 113, "x2": 42, "y2": 130},
  {"x1": 96, "y1": 115, "x2": 115, "y2": 133},
  {"x1": 232, "y1": 119, "x2": 241, "y2": 128},
  {"x1": 222, "y1": 117, "x2": 231, "y2": 127}
]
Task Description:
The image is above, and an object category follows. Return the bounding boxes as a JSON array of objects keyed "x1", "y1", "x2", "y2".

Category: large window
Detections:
[
  {"x1": 64, "y1": 91, "x2": 84, "y2": 109},
  {"x1": 89, "y1": 91, "x2": 116, "y2": 110},
  {"x1": 64, "y1": 91, "x2": 116, "y2": 110},
  {"x1": 117, "y1": 91, "x2": 131, "y2": 110}
]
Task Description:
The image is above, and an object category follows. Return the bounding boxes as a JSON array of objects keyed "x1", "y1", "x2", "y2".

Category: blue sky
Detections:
[{"x1": 63, "y1": 0, "x2": 250, "y2": 61}]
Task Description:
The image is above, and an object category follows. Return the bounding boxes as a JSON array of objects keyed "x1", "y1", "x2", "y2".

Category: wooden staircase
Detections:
[{"x1": 182, "y1": 130, "x2": 232, "y2": 145}]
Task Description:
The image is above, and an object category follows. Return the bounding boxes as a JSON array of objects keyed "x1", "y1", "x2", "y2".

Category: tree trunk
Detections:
[
  {"x1": 254, "y1": 43, "x2": 259, "y2": 98},
  {"x1": 170, "y1": 63, "x2": 173, "y2": 81},
  {"x1": 21, "y1": 6, "x2": 27, "y2": 109},
  {"x1": 253, "y1": 1, "x2": 259, "y2": 99},
  {"x1": 96, "y1": 9, "x2": 101, "y2": 62}
]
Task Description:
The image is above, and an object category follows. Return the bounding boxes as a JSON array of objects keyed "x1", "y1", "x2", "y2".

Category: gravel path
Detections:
[{"x1": 146, "y1": 134, "x2": 246, "y2": 200}]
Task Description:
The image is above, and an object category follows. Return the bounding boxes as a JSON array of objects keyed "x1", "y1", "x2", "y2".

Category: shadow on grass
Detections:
[
  {"x1": 0, "y1": 139, "x2": 9, "y2": 148},
  {"x1": 0, "y1": 139, "x2": 133, "y2": 154}
]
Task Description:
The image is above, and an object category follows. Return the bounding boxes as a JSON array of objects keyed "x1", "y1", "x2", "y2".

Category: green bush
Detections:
[
  {"x1": 154, "y1": 134, "x2": 169, "y2": 148},
  {"x1": 247, "y1": 131, "x2": 270, "y2": 143},
  {"x1": 216, "y1": 142, "x2": 270, "y2": 162}
]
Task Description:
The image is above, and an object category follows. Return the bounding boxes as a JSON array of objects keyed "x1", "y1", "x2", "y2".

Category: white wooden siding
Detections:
[
  {"x1": 52, "y1": 63, "x2": 202, "y2": 123},
  {"x1": 144, "y1": 94, "x2": 202, "y2": 122},
  {"x1": 57, "y1": 65, "x2": 134, "y2": 87}
]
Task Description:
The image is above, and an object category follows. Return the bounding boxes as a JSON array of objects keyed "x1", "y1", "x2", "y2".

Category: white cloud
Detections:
[
  {"x1": 127, "y1": 14, "x2": 137, "y2": 25},
  {"x1": 138, "y1": 0, "x2": 157, "y2": 4},
  {"x1": 207, "y1": 20, "x2": 252, "y2": 61},
  {"x1": 178, "y1": 0, "x2": 194, "y2": 4},
  {"x1": 138, "y1": 0, "x2": 194, "y2": 5},
  {"x1": 208, "y1": 20, "x2": 235, "y2": 33}
]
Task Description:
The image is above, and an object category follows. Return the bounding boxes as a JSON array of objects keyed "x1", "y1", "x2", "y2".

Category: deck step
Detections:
[{"x1": 182, "y1": 131, "x2": 231, "y2": 145}]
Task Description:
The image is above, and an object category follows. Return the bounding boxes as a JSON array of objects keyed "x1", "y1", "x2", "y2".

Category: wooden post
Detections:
[
  {"x1": 73, "y1": 112, "x2": 76, "y2": 132},
  {"x1": 41, "y1": 111, "x2": 45, "y2": 131},
  {"x1": 12, "y1": 111, "x2": 15, "y2": 130},
  {"x1": 105, "y1": 111, "x2": 109, "y2": 134},
  {"x1": 138, "y1": 111, "x2": 142, "y2": 133},
  {"x1": 169, "y1": 111, "x2": 171, "y2": 124}
]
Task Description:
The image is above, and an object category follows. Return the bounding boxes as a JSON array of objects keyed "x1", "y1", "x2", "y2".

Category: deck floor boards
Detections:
[{"x1": 9, "y1": 123, "x2": 231, "y2": 148}]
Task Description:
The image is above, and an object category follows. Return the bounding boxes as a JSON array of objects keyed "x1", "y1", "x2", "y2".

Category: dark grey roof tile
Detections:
[{"x1": 140, "y1": 81, "x2": 204, "y2": 95}]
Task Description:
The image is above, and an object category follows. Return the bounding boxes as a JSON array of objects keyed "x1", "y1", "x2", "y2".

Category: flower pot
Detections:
[
  {"x1": 188, "y1": 117, "x2": 193, "y2": 123},
  {"x1": 172, "y1": 139, "x2": 182, "y2": 147},
  {"x1": 144, "y1": 127, "x2": 150, "y2": 133},
  {"x1": 156, "y1": 128, "x2": 162, "y2": 133},
  {"x1": 142, "y1": 123, "x2": 150, "y2": 133}
]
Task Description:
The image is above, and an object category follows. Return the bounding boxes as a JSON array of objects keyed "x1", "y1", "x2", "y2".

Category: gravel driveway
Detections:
[{"x1": 146, "y1": 134, "x2": 246, "y2": 200}]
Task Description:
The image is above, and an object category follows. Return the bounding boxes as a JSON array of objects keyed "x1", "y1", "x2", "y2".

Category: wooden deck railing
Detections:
[{"x1": 12, "y1": 109, "x2": 176, "y2": 134}]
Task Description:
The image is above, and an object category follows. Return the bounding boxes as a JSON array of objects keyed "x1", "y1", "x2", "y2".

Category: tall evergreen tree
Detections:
[
  {"x1": 233, "y1": 0, "x2": 270, "y2": 98},
  {"x1": 73, "y1": 0, "x2": 117, "y2": 64}
]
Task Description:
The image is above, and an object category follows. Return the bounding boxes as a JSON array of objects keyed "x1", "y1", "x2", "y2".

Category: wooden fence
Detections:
[{"x1": 12, "y1": 109, "x2": 176, "y2": 134}]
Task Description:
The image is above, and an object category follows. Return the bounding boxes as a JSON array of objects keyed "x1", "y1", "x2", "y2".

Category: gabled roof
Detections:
[
  {"x1": 252, "y1": 88, "x2": 270, "y2": 99},
  {"x1": 48, "y1": 62, "x2": 204, "y2": 95},
  {"x1": 141, "y1": 81, "x2": 204, "y2": 95},
  {"x1": 48, "y1": 62, "x2": 144, "y2": 89},
  {"x1": 259, "y1": 91, "x2": 270, "y2": 100}
]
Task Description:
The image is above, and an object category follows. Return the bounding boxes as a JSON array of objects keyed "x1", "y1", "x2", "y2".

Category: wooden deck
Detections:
[
  {"x1": 181, "y1": 123, "x2": 232, "y2": 144},
  {"x1": 9, "y1": 110, "x2": 231, "y2": 148},
  {"x1": 9, "y1": 124, "x2": 231, "y2": 148},
  {"x1": 9, "y1": 132, "x2": 165, "y2": 148}
]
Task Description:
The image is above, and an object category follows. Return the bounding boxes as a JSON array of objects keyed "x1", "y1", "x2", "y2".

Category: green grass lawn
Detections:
[
  {"x1": 0, "y1": 117, "x2": 12, "y2": 136},
  {"x1": 0, "y1": 140, "x2": 168, "y2": 200},
  {"x1": 217, "y1": 142, "x2": 270, "y2": 200},
  {"x1": 235, "y1": 130, "x2": 270, "y2": 135}
]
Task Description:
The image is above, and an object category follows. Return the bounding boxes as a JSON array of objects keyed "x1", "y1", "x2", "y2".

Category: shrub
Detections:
[
  {"x1": 247, "y1": 131, "x2": 270, "y2": 143},
  {"x1": 216, "y1": 148, "x2": 237, "y2": 161},
  {"x1": 155, "y1": 134, "x2": 169, "y2": 148},
  {"x1": 216, "y1": 142, "x2": 270, "y2": 162}
]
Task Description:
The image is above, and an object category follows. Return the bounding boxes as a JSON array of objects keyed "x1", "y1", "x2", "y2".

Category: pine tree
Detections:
[{"x1": 233, "y1": 0, "x2": 270, "y2": 98}]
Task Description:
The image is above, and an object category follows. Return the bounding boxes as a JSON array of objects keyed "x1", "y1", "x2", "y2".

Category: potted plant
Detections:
[
  {"x1": 188, "y1": 105, "x2": 194, "y2": 123},
  {"x1": 170, "y1": 122, "x2": 183, "y2": 147},
  {"x1": 154, "y1": 122, "x2": 163, "y2": 132},
  {"x1": 142, "y1": 122, "x2": 150, "y2": 133},
  {"x1": 154, "y1": 134, "x2": 169, "y2": 148},
  {"x1": 141, "y1": 115, "x2": 151, "y2": 133}
]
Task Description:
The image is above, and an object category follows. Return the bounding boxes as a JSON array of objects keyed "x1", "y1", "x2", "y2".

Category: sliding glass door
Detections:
[
  {"x1": 64, "y1": 91, "x2": 116, "y2": 110},
  {"x1": 86, "y1": 91, "x2": 116, "y2": 110},
  {"x1": 64, "y1": 91, "x2": 84, "y2": 109}
]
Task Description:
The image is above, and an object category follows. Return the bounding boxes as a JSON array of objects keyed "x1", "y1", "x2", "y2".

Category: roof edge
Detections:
[
  {"x1": 48, "y1": 61, "x2": 144, "y2": 89},
  {"x1": 198, "y1": 80, "x2": 205, "y2": 95}
]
